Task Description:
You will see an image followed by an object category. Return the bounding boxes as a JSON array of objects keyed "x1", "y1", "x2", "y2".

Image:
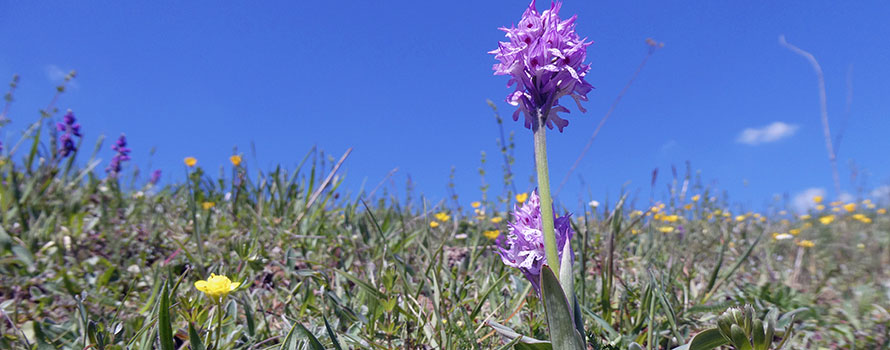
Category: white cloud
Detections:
[
  {"x1": 872, "y1": 185, "x2": 890, "y2": 202},
  {"x1": 736, "y1": 122, "x2": 798, "y2": 145},
  {"x1": 44, "y1": 65, "x2": 78, "y2": 88},
  {"x1": 791, "y1": 187, "x2": 825, "y2": 212}
]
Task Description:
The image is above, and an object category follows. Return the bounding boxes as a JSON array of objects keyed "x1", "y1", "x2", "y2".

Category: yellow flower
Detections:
[
  {"x1": 194, "y1": 273, "x2": 240, "y2": 299},
  {"x1": 829, "y1": 201, "x2": 843, "y2": 207},
  {"x1": 631, "y1": 228, "x2": 640, "y2": 235},
  {"x1": 852, "y1": 213, "x2": 872, "y2": 224},
  {"x1": 789, "y1": 228, "x2": 801, "y2": 235},
  {"x1": 490, "y1": 217, "x2": 503, "y2": 224},
  {"x1": 879, "y1": 208, "x2": 887, "y2": 215},
  {"x1": 184, "y1": 157, "x2": 197, "y2": 167},
  {"x1": 202, "y1": 202, "x2": 215, "y2": 210},
  {"x1": 843, "y1": 203, "x2": 856, "y2": 212},
  {"x1": 796, "y1": 240, "x2": 815, "y2": 248},
  {"x1": 691, "y1": 194, "x2": 701, "y2": 202},
  {"x1": 661, "y1": 215, "x2": 679, "y2": 223},
  {"x1": 230, "y1": 155, "x2": 242, "y2": 166},
  {"x1": 657, "y1": 226, "x2": 675, "y2": 233},
  {"x1": 683, "y1": 203, "x2": 693, "y2": 210},
  {"x1": 818, "y1": 215, "x2": 835, "y2": 225},
  {"x1": 429, "y1": 221, "x2": 440, "y2": 228},
  {"x1": 857, "y1": 243, "x2": 866, "y2": 249},
  {"x1": 713, "y1": 209, "x2": 722, "y2": 216},
  {"x1": 812, "y1": 195, "x2": 823, "y2": 204},
  {"x1": 471, "y1": 201, "x2": 481, "y2": 209},
  {"x1": 831, "y1": 207, "x2": 840, "y2": 213},
  {"x1": 483, "y1": 230, "x2": 500, "y2": 239},
  {"x1": 815, "y1": 204, "x2": 825, "y2": 211},
  {"x1": 735, "y1": 215, "x2": 746, "y2": 222},
  {"x1": 799, "y1": 214, "x2": 811, "y2": 220},
  {"x1": 631, "y1": 210, "x2": 644, "y2": 217},
  {"x1": 435, "y1": 212, "x2": 451, "y2": 222},
  {"x1": 515, "y1": 192, "x2": 529, "y2": 203}
]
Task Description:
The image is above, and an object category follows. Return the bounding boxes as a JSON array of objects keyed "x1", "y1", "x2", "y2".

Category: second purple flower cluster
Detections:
[
  {"x1": 106, "y1": 134, "x2": 131, "y2": 176},
  {"x1": 497, "y1": 189, "x2": 574, "y2": 294}
]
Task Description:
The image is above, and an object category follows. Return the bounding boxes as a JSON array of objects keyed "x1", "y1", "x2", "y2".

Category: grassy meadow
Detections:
[{"x1": 1, "y1": 79, "x2": 890, "y2": 350}]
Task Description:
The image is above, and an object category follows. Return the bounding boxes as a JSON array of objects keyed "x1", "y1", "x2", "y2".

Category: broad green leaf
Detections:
[
  {"x1": 686, "y1": 328, "x2": 729, "y2": 350},
  {"x1": 541, "y1": 266, "x2": 584, "y2": 350},
  {"x1": 157, "y1": 282, "x2": 175, "y2": 350},
  {"x1": 188, "y1": 322, "x2": 205, "y2": 350}
]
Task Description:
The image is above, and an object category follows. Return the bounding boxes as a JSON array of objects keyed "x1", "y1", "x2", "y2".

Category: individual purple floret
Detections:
[
  {"x1": 489, "y1": 0, "x2": 593, "y2": 132},
  {"x1": 106, "y1": 133, "x2": 131, "y2": 176},
  {"x1": 57, "y1": 110, "x2": 82, "y2": 157},
  {"x1": 496, "y1": 189, "x2": 574, "y2": 294},
  {"x1": 149, "y1": 169, "x2": 162, "y2": 185}
]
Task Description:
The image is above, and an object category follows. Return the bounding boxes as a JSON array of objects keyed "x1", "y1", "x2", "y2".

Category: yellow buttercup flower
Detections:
[
  {"x1": 879, "y1": 208, "x2": 887, "y2": 215},
  {"x1": 789, "y1": 228, "x2": 801, "y2": 235},
  {"x1": 184, "y1": 157, "x2": 197, "y2": 167},
  {"x1": 796, "y1": 240, "x2": 815, "y2": 248},
  {"x1": 657, "y1": 226, "x2": 675, "y2": 233},
  {"x1": 471, "y1": 201, "x2": 481, "y2": 209},
  {"x1": 799, "y1": 214, "x2": 811, "y2": 220},
  {"x1": 490, "y1": 217, "x2": 503, "y2": 224},
  {"x1": 843, "y1": 203, "x2": 856, "y2": 213},
  {"x1": 735, "y1": 215, "x2": 746, "y2": 222},
  {"x1": 435, "y1": 212, "x2": 451, "y2": 222},
  {"x1": 815, "y1": 204, "x2": 825, "y2": 211},
  {"x1": 691, "y1": 194, "x2": 701, "y2": 202},
  {"x1": 812, "y1": 195, "x2": 823, "y2": 204},
  {"x1": 195, "y1": 274, "x2": 240, "y2": 299},
  {"x1": 515, "y1": 193, "x2": 529, "y2": 203},
  {"x1": 852, "y1": 213, "x2": 872, "y2": 224},
  {"x1": 483, "y1": 230, "x2": 500, "y2": 240},
  {"x1": 230, "y1": 155, "x2": 242, "y2": 166},
  {"x1": 683, "y1": 204, "x2": 693, "y2": 210},
  {"x1": 202, "y1": 202, "x2": 215, "y2": 210},
  {"x1": 429, "y1": 221, "x2": 440, "y2": 228},
  {"x1": 661, "y1": 215, "x2": 679, "y2": 223},
  {"x1": 818, "y1": 215, "x2": 835, "y2": 225},
  {"x1": 857, "y1": 243, "x2": 866, "y2": 249}
]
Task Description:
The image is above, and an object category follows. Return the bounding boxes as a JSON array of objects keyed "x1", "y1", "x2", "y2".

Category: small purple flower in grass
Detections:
[
  {"x1": 149, "y1": 169, "x2": 162, "y2": 185},
  {"x1": 106, "y1": 133, "x2": 131, "y2": 176},
  {"x1": 57, "y1": 110, "x2": 82, "y2": 157},
  {"x1": 490, "y1": 0, "x2": 593, "y2": 132},
  {"x1": 496, "y1": 189, "x2": 574, "y2": 294}
]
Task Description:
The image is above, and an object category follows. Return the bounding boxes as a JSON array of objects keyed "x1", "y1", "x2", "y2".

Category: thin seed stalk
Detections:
[{"x1": 533, "y1": 108, "x2": 560, "y2": 277}]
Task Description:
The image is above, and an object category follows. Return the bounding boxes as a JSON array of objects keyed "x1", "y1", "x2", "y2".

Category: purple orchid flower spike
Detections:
[
  {"x1": 490, "y1": 0, "x2": 594, "y2": 132},
  {"x1": 496, "y1": 189, "x2": 574, "y2": 294}
]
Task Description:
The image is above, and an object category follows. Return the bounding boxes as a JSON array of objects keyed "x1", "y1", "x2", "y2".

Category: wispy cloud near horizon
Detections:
[{"x1": 736, "y1": 121, "x2": 798, "y2": 145}]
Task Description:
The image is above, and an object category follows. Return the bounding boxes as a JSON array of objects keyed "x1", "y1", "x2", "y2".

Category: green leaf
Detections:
[
  {"x1": 280, "y1": 321, "x2": 324, "y2": 350},
  {"x1": 486, "y1": 320, "x2": 551, "y2": 345},
  {"x1": 188, "y1": 322, "x2": 205, "y2": 350},
  {"x1": 540, "y1": 266, "x2": 585, "y2": 350},
  {"x1": 686, "y1": 328, "x2": 729, "y2": 350},
  {"x1": 323, "y1": 315, "x2": 342, "y2": 350},
  {"x1": 752, "y1": 319, "x2": 766, "y2": 350},
  {"x1": 730, "y1": 324, "x2": 753, "y2": 350},
  {"x1": 157, "y1": 282, "x2": 175, "y2": 350}
]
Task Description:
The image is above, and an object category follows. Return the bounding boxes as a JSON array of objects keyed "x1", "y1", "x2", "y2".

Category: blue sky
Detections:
[{"x1": 1, "y1": 1, "x2": 889, "y2": 213}]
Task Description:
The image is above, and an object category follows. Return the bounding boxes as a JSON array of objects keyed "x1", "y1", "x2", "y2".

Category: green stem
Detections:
[
  {"x1": 533, "y1": 108, "x2": 560, "y2": 277},
  {"x1": 214, "y1": 300, "x2": 223, "y2": 349}
]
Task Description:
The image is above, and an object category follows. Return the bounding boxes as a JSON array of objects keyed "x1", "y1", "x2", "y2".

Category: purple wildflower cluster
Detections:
[
  {"x1": 497, "y1": 190, "x2": 574, "y2": 293},
  {"x1": 490, "y1": 0, "x2": 593, "y2": 132},
  {"x1": 106, "y1": 134, "x2": 131, "y2": 176},
  {"x1": 57, "y1": 110, "x2": 82, "y2": 158},
  {"x1": 149, "y1": 169, "x2": 162, "y2": 185}
]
